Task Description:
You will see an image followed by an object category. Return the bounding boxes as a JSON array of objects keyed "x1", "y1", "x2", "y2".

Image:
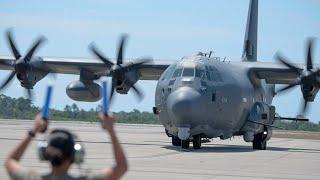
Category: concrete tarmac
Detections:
[{"x1": 0, "y1": 120, "x2": 320, "y2": 180}]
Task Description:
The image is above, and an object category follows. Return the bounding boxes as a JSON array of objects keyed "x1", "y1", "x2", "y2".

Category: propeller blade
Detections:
[
  {"x1": 89, "y1": 43, "x2": 114, "y2": 67},
  {"x1": 109, "y1": 82, "x2": 116, "y2": 102},
  {"x1": 0, "y1": 71, "x2": 16, "y2": 90},
  {"x1": 26, "y1": 88, "x2": 33, "y2": 100},
  {"x1": 24, "y1": 36, "x2": 46, "y2": 62},
  {"x1": 306, "y1": 38, "x2": 314, "y2": 71},
  {"x1": 131, "y1": 84, "x2": 144, "y2": 101},
  {"x1": 125, "y1": 77, "x2": 144, "y2": 100},
  {"x1": 6, "y1": 30, "x2": 21, "y2": 60},
  {"x1": 276, "y1": 83, "x2": 298, "y2": 94},
  {"x1": 300, "y1": 99, "x2": 309, "y2": 116},
  {"x1": 116, "y1": 34, "x2": 128, "y2": 65},
  {"x1": 122, "y1": 58, "x2": 152, "y2": 72},
  {"x1": 275, "y1": 53, "x2": 301, "y2": 75}
]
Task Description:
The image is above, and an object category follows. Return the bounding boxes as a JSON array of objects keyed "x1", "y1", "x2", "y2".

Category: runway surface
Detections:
[{"x1": 0, "y1": 120, "x2": 320, "y2": 180}]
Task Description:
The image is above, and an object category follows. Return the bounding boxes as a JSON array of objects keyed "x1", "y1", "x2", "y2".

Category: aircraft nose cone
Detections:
[{"x1": 167, "y1": 87, "x2": 202, "y2": 124}]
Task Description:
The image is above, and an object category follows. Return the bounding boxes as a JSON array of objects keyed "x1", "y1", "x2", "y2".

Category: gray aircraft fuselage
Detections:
[{"x1": 155, "y1": 53, "x2": 275, "y2": 141}]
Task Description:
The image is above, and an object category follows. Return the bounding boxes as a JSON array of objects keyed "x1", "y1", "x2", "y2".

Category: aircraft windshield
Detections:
[
  {"x1": 182, "y1": 68, "x2": 195, "y2": 77},
  {"x1": 172, "y1": 68, "x2": 183, "y2": 78}
]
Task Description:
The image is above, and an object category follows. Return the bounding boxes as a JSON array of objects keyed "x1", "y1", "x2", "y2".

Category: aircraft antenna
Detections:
[{"x1": 208, "y1": 51, "x2": 213, "y2": 58}]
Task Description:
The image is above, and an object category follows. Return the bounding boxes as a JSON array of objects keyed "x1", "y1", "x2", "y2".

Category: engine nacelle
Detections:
[
  {"x1": 115, "y1": 69, "x2": 139, "y2": 94},
  {"x1": 301, "y1": 84, "x2": 319, "y2": 102},
  {"x1": 66, "y1": 80, "x2": 101, "y2": 102}
]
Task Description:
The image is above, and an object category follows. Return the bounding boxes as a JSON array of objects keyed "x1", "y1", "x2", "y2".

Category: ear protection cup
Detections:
[
  {"x1": 37, "y1": 129, "x2": 85, "y2": 165},
  {"x1": 37, "y1": 141, "x2": 48, "y2": 161},
  {"x1": 73, "y1": 143, "x2": 85, "y2": 164}
]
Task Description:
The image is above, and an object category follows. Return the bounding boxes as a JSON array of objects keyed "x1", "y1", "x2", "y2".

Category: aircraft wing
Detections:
[
  {"x1": 240, "y1": 61, "x2": 313, "y2": 84},
  {"x1": 0, "y1": 56, "x2": 174, "y2": 80}
]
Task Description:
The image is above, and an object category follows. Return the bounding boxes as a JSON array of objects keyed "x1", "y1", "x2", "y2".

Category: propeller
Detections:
[
  {"x1": 0, "y1": 29, "x2": 46, "y2": 99},
  {"x1": 89, "y1": 34, "x2": 151, "y2": 102},
  {"x1": 275, "y1": 38, "x2": 320, "y2": 116}
]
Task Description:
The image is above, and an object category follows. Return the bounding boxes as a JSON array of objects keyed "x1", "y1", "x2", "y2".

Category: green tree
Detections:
[{"x1": 71, "y1": 103, "x2": 79, "y2": 118}]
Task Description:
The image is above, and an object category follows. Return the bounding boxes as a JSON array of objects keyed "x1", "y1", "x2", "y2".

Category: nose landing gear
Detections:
[
  {"x1": 172, "y1": 136, "x2": 181, "y2": 146},
  {"x1": 171, "y1": 135, "x2": 202, "y2": 149}
]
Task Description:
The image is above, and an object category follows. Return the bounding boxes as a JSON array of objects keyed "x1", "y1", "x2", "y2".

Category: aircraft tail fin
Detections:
[{"x1": 242, "y1": 0, "x2": 258, "y2": 62}]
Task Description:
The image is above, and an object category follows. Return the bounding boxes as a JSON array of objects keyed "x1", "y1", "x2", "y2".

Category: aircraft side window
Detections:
[
  {"x1": 172, "y1": 68, "x2": 183, "y2": 79},
  {"x1": 195, "y1": 68, "x2": 205, "y2": 80}
]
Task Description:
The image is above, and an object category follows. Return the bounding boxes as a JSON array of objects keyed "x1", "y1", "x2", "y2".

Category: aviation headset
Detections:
[{"x1": 37, "y1": 129, "x2": 85, "y2": 166}]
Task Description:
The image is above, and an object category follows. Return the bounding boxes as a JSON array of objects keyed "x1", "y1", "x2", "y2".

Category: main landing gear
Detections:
[
  {"x1": 171, "y1": 135, "x2": 202, "y2": 149},
  {"x1": 252, "y1": 130, "x2": 267, "y2": 150}
]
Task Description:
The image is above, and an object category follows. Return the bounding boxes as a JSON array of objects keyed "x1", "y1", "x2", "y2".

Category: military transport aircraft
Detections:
[{"x1": 0, "y1": 0, "x2": 319, "y2": 150}]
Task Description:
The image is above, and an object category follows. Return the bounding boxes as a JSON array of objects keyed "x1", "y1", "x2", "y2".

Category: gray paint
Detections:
[{"x1": 155, "y1": 54, "x2": 274, "y2": 141}]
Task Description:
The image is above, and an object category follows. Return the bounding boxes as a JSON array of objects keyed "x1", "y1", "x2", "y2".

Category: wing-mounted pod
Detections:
[
  {"x1": 275, "y1": 38, "x2": 320, "y2": 115},
  {"x1": 66, "y1": 68, "x2": 101, "y2": 102},
  {"x1": 89, "y1": 34, "x2": 152, "y2": 102},
  {"x1": 242, "y1": 102, "x2": 275, "y2": 142},
  {"x1": 0, "y1": 29, "x2": 50, "y2": 99}
]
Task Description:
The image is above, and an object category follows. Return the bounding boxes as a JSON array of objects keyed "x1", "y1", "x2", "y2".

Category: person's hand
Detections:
[
  {"x1": 32, "y1": 114, "x2": 48, "y2": 133},
  {"x1": 99, "y1": 112, "x2": 115, "y2": 132}
]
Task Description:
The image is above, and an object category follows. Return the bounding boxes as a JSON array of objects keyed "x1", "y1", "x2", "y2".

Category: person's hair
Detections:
[{"x1": 45, "y1": 129, "x2": 75, "y2": 167}]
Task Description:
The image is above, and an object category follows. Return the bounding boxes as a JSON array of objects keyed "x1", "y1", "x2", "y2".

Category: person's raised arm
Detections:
[
  {"x1": 5, "y1": 114, "x2": 48, "y2": 178},
  {"x1": 98, "y1": 112, "x2": 128, "y2": 180}
]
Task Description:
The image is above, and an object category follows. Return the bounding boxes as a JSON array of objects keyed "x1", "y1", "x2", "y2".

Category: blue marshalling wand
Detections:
[
  {"x1": 102, "y1": 81, "x2": 109, "y2": 116},
  {"x1": 41, "y1": 86, "x2": 53, "y2": 121}
]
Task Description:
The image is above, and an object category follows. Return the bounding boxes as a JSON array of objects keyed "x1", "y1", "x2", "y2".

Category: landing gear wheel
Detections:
[
  {"x1": 172, "y1": 136, "x2": 181, "y2": 146},
  {"x1": 181, "y1": 140, "x2": 190, "y2": 149},
  {"x1": 252, "y1": 132, "x2": 267, "y2": 150},
  {"x1": 193, "y1": 135, "x2": 201, "y2": 149}
]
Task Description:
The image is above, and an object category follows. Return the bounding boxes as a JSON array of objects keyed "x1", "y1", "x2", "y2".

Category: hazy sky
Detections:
[{"x1": 0, "y1": 0, "x2": 320, "y2": 122}]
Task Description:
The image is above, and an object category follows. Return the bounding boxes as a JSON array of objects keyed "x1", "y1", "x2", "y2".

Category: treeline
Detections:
[
  {"x1": 0, "y1": 94, "x2": 319, "y2": 131},
  {"x1": 0, "y1": 94, "x2": 159, "y2": 124}
]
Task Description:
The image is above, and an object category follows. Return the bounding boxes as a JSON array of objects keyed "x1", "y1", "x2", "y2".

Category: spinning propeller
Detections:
[
  {"x1": 275, "y1": 38, "x2": 320, "y2": 116},
  {"x1": 89, "y1": 34, "x2": 151, "y2": 101},
  {"x1": 0, "y1": 30, "x2": 46, "y2": 98}
]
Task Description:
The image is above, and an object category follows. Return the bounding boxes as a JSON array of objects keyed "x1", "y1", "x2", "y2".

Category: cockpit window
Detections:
[
  {"x1": 161, "y1": 64, "x2": 176, "y2": 81},
  {"x1": 172, "y1": 68, "x2": 183, "y2": 78},
  {"x1": 182, "y1": 68, "x2": 195, "y2": 77},
  {"x1": 205, "y1": 65, "x2": 222, "y2": 82},
  {"x1": 195, "y1": 68, "x2": 205, "y2": 79}
]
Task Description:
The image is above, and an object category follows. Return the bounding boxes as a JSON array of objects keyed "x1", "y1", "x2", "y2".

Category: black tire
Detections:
[
  {"x1": 181, "y1": 140, "x2": 190, "y2": 149},
  {"x1": 172, "y1": 136, "x2": 181, "y2": 146},
  {"x1": 193, "y1": 135, "x2": 201, "y2": 149},
  {"x1": 253, "y1": 132, "x2": 267, "y2": 150}
]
